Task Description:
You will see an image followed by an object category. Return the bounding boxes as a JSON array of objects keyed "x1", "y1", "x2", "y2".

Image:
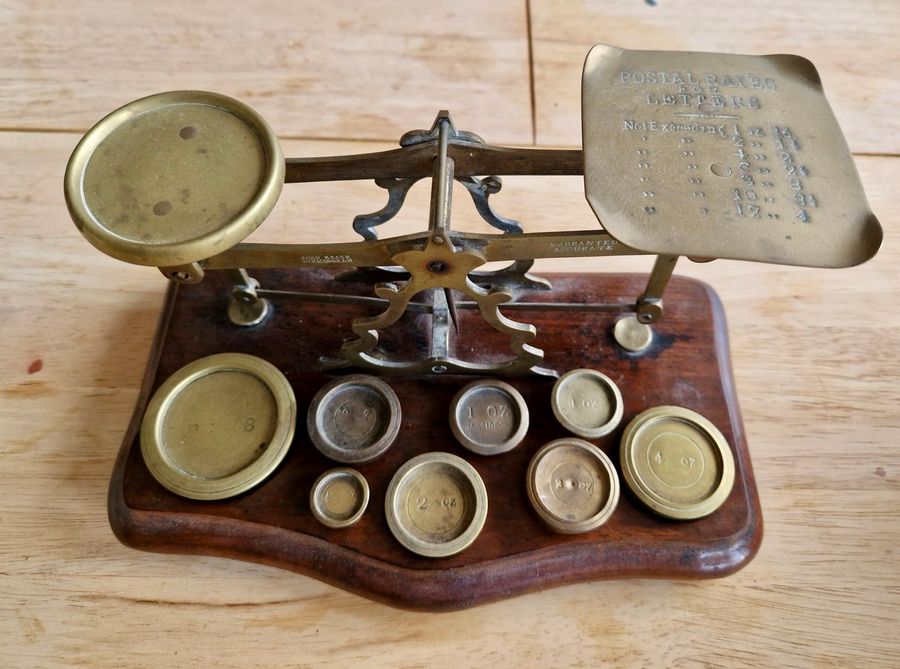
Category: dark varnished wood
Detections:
[{"x1": 108, "y1": 270, "x2": 762, "y2": 610}]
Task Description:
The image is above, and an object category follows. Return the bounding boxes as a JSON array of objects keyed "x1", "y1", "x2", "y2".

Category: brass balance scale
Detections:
[{"x1": 65, "y1": 45, "x2": 881, "y2": 609}]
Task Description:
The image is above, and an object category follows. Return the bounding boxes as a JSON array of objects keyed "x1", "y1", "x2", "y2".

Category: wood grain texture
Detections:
[
  {"x1": 0, "y1": 1, "x2": 532, "y2": 144},
  {"x1": 2, "y1": 0, "x2": 899, "y2": 661},
  {"x1": 530, "y1": 0, "x2": 900, "y2": 154}
]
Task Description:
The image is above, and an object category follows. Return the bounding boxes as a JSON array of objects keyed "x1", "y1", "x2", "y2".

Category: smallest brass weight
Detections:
[
  {"x1": 620, "y1": 406, "x2": 735, "y2": 520},
  {"x1": 310, "y1": 468, "x2": 370, "y2": 529},
  {"x1": 527, "y1": 438, "x2": 620, "y2": 534},
  {"x1": 385, "y1": 452, "x2": 488, "y2": 558},
  {"x1": 140, "y1": 353, "x2": 296, "y2": 500},
  {"x1": 551, "y1": 368, "x2": 624, "y2": 439},
  {"x1": 307, "y1": 374, "x2": 401, "y2": 464},
  {"x1": 449, "y1": 379, "x2": 529, "y2": 456}
]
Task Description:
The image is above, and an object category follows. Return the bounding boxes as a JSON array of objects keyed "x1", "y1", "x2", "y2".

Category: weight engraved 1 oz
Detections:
[
  {"x1": 466, "y1": 404, "x2": 511, "y2": 432},
  {"x1": 450, "y1": 380, "x2": 529, "y2": 455},
  {"x1": 569, "y1": 397, "x2": 599, "y2": 409}
]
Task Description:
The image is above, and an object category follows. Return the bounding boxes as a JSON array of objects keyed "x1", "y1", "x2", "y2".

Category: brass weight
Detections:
[
  {"x1": 385, "y1": 452, "x2": 488, "y2": 558},
  {"x1": 526, "y1": 438, "x2": 620, "y2": 534},
  {"x1": 449, "y1": 379, "x2": 529, "y2": 456},
  {"x1": 140, "y1": 353, "x2": 296, "y2": 500},
  {"x1": 620, "y1": 406, "x2": 735, "y2": 520}
]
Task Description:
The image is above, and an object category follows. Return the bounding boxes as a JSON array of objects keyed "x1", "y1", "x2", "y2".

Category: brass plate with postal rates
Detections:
[{"x1": 582, "y1": 45, "x2": 882, "y2": 268}]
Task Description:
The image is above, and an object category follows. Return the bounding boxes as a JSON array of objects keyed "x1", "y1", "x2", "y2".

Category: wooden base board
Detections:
[{"x1": 108, "y1": 270, "x2": 762, "y2": 611}]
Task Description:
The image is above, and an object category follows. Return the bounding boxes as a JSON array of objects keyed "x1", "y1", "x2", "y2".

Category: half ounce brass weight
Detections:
[
  {"x1": 310, "y1": 468, "x2": 370, "y2": 529},
  {"x1": 527, "y1": 438, "x2": 620, "y2": 534},
  {"x1": 307, "y1": 375, "x2": 401, "y2": 464},
  {"x1": 140, "y1": 353, "x2": 296, "y2": 500},
  {"x1": 449, "y1": 380, "x2": 529, "y2": 456},
  {"x1": 385, "y1": 452, "x2": 488, "y2": 558},
  {"x1": 620, "y1": 406, "x2": 735, "y2": 520},
  {"x1": 64, "y1": 90, "x2": 284, "y2": 268},
  {"x1": 551, "y1": 368, "x2": 624, "y2": 439}
]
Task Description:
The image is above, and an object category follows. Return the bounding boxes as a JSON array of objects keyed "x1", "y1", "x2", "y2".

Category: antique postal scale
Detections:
[{"x1": 65, "y1": 45, "x2": 881, "y2": 609}]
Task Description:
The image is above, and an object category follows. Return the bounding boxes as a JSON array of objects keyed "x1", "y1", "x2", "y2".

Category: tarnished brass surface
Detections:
[
  {"x1": 551, "y1": 369, "x2": 624, "y2": 439},
  {"x1": 583, "y1": 45, "x2": 882, "y2": 268},
  {"x1": 526, "y1": 438, "x2": 620, "y2": 534},
  {"x1": 140, "y1": 353, "x2": 296, "y2": 500},
  {"x1": 337, "y1": 233, "x2": 549, "y2": 376},
  {"x1": 309, "y1": 468, "x2": 370, "y2": 529},
  {"x1": 613, "y1": 315, "x2": 654, "y2": 353},
  {"x1": 202, "y1": 229, "x2": 639, "y2": 271},
  {"x1": 449, "y1": 380, "x2": 529, "y2": 455},
  {"x1": 385, "y1": 452, "x2": 488, "y2": 558},
  {"x1": 64, "y1": 46, "x2": 883, "y2": 380},
  {"x1": 620, "y1": 406, "x2": 735, "y2": 520},
  {"x1": 65, "y1": 90, "x2": 284, "y2": 267},
  {"x1": 307, "y1": 375, "x2": 401, "y2": 464}
]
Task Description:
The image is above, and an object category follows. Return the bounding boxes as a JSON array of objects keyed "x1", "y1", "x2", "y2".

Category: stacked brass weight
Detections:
[
  {"x1": 385, "y1": 452, "x2": 489, "y2": 558},
  {"x1": 309, "y1": 468, "x2": 370, "y2": 529},
  {"x1": 527, "y1": 438, "x2": 620, "y2": 534},
  {"x1": 551, "y1": 369, "x2": 623, "y2": 439},
  {"x1": 307, "y1": 375, "x2": 402, "y2": 464}
]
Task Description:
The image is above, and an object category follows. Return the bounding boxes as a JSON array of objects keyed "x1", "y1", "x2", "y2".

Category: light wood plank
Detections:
[
  {"x1": 530, "y1": 0, "x2": 900, "y2": 153},
  {"x1": 0, "y1": 0, "x2": 532, "y2": 144},
  {"x1": 1, "y1": 130, "x2": 898, "y2": 666}
]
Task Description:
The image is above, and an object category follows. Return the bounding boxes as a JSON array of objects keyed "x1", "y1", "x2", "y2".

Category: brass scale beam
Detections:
[{"x1": 200, "y1": 116, "x2": 677, "y2": 376}]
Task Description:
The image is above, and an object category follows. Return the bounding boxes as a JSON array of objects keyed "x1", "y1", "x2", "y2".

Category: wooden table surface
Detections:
[{"x1": 1, "y1": 1, "x2": 897, "y2": 666}]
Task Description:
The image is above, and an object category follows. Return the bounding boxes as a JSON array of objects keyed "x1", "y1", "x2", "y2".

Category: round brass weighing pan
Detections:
[
  {"x1": 64, "y1": 90, "x2": 284, "y2": 267},
  {"x1": 140, "y1": 353, "x2": 296, "y2": 500}
]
